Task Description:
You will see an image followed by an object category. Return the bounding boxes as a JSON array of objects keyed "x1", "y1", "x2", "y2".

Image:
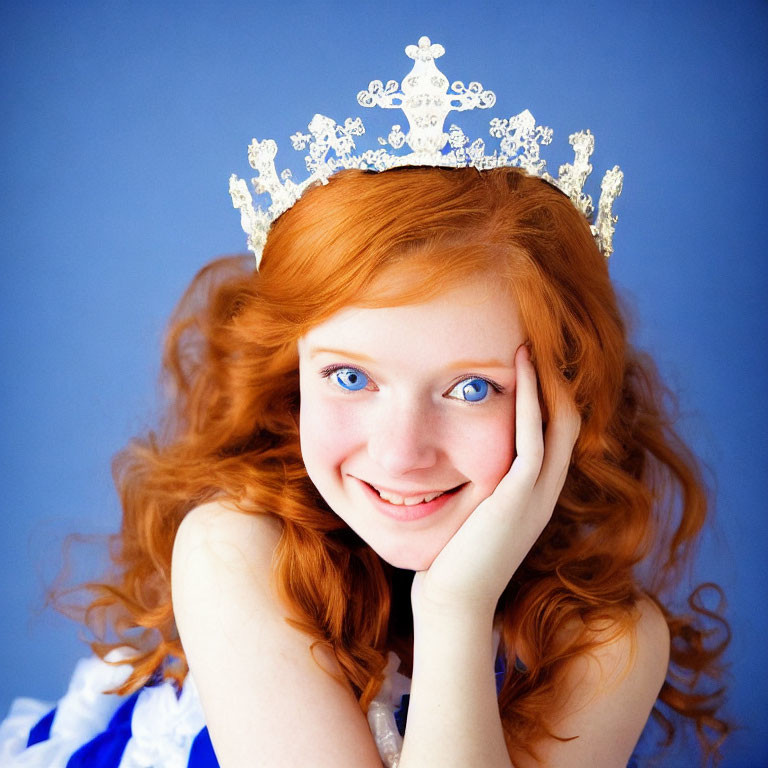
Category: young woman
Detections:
[
  {"x1": 164, "y1": 167, "x2": 727, "y2": 767},
  {"x1": 0, "y1": 47, "x2": 728, "y2": 768}
]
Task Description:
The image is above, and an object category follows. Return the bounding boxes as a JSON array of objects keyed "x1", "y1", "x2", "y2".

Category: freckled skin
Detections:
[{"x1": 298, "y1": 278, "x2": 526, "y2": 570}]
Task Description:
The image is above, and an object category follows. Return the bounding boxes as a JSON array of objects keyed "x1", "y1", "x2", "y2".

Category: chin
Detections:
[
  {"x1": 383, "y1": 553, "x2": 434, "y2": 572},
  {"x1": 372, "y1": 538, "x2": 442, "y2": 572}
]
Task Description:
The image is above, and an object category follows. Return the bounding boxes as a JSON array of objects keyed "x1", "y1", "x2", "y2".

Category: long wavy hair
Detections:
[{"x1": 78, "y1": 166, "x2": 729, "y2": 760}]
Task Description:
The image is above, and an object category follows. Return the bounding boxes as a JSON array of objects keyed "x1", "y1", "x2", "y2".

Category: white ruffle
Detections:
[
  {"x1": 0, "y1": 697, "x2": 53, "y2": 766},
  {"x1": 367, "y1": 652, "x2": 411, "y2": 768},
  {"x1": 0, "y1": 650, "x2": 133, "y2": 767},
  {"x1": 2, "y1": 649, "x2": 412, "y2": 767},
  {"x1": 118, "y1": 672, "x2": 205, "y2": 768},
  {"x1": 0, "y1": 651, "x2": 207, "y2": 768}
]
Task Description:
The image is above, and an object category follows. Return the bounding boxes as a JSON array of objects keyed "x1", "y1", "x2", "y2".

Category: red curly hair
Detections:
[{"x1": 79, "y1": 167, "x2": 729, "y2": 761}]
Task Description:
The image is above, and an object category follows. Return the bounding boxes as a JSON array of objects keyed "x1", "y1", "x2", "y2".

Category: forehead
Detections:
[{"x1": 299, "y1": 277, "x2": 524, "y2": 366}]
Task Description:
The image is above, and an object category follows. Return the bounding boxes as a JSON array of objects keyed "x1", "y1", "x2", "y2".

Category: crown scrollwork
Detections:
[{"x1": 230, "y1": 36, "x2": 623, "y2": 266}]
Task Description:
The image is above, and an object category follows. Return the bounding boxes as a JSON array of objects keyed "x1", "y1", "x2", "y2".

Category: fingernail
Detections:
[{"x1": 514, "y1": 655, "x2": 529, "y2": 673}]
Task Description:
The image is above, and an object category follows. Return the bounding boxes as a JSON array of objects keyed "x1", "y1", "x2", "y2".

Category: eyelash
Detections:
[
  {"x1": 319, "y1": 364, "x2": 376, "y2": 392},
  {"x1": 318, "y1": 364, "x2": 505, "y2": 402}
]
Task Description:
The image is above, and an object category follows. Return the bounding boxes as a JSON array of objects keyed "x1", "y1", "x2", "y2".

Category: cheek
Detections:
[
  {"x1": 451, "y1": 405, "x2": 516, "y2": 494},
  {"x1": 299, "y1": 393, "x2": 364, "y2": 480}
]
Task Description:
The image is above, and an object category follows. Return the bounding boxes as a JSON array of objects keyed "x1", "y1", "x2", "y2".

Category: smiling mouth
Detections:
[{"x1": 364, "y1": 481, "x2": 466, "y2": 507}]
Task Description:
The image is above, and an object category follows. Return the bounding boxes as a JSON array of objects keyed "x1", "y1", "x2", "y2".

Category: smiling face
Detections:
[{"x1": 298, "y1": 275, "x2": 526, "y2": 571}]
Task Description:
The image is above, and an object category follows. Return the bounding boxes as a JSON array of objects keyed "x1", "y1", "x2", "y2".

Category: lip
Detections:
[
  {"x1": 353, "y1": 477, "x2": 466, "y2": 522},
  {"x1": 365, "y1": 481, "x2": 453, "y2": 497}
]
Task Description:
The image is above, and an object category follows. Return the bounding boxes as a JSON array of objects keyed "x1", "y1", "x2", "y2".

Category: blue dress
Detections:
[
  {"x1": 0, "y1": 650, "x2": 643, "y2": 767},
  {"x1": 0, "y1": 649, "x2": 414, "y2": 768},
  {"x1": 0, "y1": 651, "x2": 218, "y2": 768}
]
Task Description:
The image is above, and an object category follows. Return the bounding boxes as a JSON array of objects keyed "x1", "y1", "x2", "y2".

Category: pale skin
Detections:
[{"x1": 172, "y1": 277, "x2": 670, "y2": 767}]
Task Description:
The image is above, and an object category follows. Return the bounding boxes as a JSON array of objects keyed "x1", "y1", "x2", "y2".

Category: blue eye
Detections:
[
  {"x1": 331, "y1": 367, "x2": 369, "y2": 391},
  {"x1": 449, "y1": 377, "x2": 490, "y2": 402}
]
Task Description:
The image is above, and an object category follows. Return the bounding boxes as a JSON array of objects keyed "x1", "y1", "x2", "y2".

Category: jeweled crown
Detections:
[{"x1": 230, "y1": 36, "x2": 623, "y2": 266}]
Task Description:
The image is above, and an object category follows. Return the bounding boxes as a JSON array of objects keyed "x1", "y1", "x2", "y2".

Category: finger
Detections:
[
  {"x1": 512, "y1": 344, "x2": 544, "y2": 479},
  {"x1": 473, "y1": 345, "x2": 542, "y2": 510},
  {"x1": 536, "y1": 380, "x2": 581, "y2": 497}
]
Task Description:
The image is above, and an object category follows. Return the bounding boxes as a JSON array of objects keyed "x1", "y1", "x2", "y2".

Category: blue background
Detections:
[{"x1": 1, "y1": 1, "x2": 766, "y2": 764}]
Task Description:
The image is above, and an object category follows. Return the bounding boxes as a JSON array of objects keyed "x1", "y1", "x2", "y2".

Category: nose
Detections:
[{"x1": 367, "y1": 401, "x2": 438, "y2": 476}]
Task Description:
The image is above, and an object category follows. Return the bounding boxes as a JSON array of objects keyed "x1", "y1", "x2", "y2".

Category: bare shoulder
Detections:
[
  {"x1": 171, "y1": 501, "x2": 383, "y2": 767},
  {"x1": 171, "y1": 500, "x2": 286, "y2": 654},
  {"x1": 511, "y1": 596, "x2": 670, "y2": 768},
  {"x1": 581, "y1": 595, "x2": 669, "y2": 679},
  {"x1": 632, "y1": 595, "x2": 671, "y2": 666},
  {"x1": 569, "y1": 595, "x2": 670, "y2": 717},
  {"x1": 171, "y1": 500, "x2": 295, "y2": 655},
  {"x1": 173, "y1": 499, "x2": 281, "y2": 568}
]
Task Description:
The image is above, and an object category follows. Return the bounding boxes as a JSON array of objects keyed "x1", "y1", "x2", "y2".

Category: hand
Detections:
[{"x1": 411, "y1": 344, "x2": 581, "y2": 619}]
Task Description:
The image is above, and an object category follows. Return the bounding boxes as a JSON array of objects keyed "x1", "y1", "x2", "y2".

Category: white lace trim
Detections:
[
  {"x1": 118, "y1": 672, "x2": 205, "y2": 768},
  {"x1": 367, "y1": 652, "x2": 411, "y2": 768},
  {"x1": 0, "y1": 651, "x2": 206, "y2": 768},
  {"x1": 0, "y1": 650, "x2": 132, "y2": 767},
  {"x1": 1, "y1": 650, "x2": 415, "y2": 767}
]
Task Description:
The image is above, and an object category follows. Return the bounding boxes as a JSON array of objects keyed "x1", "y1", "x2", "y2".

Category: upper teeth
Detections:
[{"x1": 376, "y1": 488, "x2": 445, "y2": 506}]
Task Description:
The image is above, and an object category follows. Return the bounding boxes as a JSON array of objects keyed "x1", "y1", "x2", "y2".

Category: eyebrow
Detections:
[
  {"x1": 447, "y1": 359, "x2": 514, "y2": 370},
  {"x1": 309, "y1": 347, "x2": 376, "y2": 363},
  {"x1": 309, "y1": 347, "x2": 513, "y2": 370}
]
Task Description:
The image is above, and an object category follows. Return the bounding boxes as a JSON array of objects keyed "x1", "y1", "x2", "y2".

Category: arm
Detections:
[
  {"x1": 171, "y1": 502, "x2": 384, "y2": 768},
  {"x1": 398, "y1": 345, "x2": 669, "y2": 767},
  {"x1": 400, "y1": 602, "x2": 507, "y2": 767}
]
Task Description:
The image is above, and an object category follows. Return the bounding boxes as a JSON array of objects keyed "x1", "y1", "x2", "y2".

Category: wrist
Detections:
[
  {"x1": 410, "y1": 606, "x2": 498, "y2": 683},
  {"x1": 411, "y1": 593, "x2": 496, "y2": 636},
  {"x1": 411, "y1": 572, "x2": 498, "y2": 626}
]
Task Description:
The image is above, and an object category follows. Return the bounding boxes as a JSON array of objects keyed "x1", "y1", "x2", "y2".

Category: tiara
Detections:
[{"x1": 229, "y1": 36, "x2": 623, "y2": 266}]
